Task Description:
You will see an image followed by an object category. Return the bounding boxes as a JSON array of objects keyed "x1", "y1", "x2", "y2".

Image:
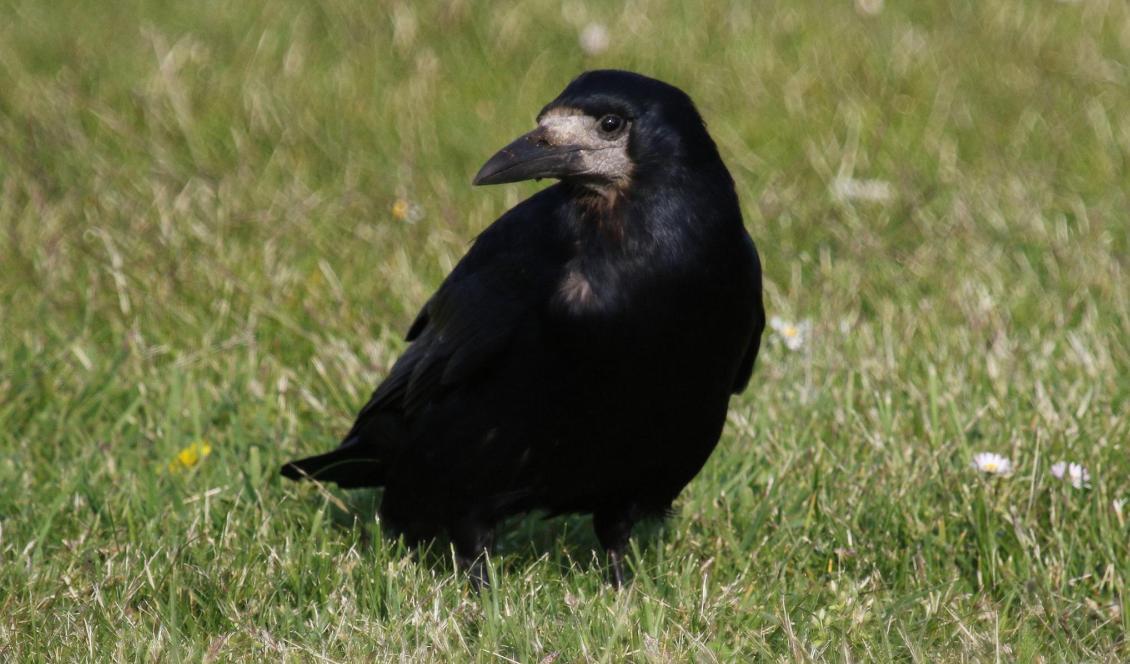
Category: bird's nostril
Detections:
[{"x1": 536, "y1": 138, "x2": 550, "y2": 148}]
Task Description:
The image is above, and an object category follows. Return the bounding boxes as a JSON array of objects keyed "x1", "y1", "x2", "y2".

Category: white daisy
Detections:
[
  {"x1": 769, "y1": 316, "x2": 811, "y2": 351},
  {"x1": 579, "y1": 23, "x2": 610, "y2": 56},
  {"x1": 1050, "y1": 461, "x2": 1090, "y2": 489},
  {"x1": 855, "y1": 0, "x2": 884, "y2": 16},
  {"x1": 972, "y1": 452, "x2": 1013, "y2": 477}
]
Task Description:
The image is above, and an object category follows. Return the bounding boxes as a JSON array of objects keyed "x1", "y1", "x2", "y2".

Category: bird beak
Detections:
[{"x1": 472, "y1": 126, "x2": 584, "y2": 186}]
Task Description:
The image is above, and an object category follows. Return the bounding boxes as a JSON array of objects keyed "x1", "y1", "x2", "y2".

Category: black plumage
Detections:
[{"x1": 282, "y1": 70, "x2": 765, "y2": 586}]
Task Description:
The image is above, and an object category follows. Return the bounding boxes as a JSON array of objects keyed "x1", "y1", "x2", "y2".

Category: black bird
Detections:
[{"x1": 282, "y1": 70, "x2": 765, "y2": 587}]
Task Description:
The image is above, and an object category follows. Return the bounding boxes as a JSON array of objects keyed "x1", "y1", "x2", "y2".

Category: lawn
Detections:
[{"x1": 1, "y1": 0, "x2": 1128, "y2": 660}]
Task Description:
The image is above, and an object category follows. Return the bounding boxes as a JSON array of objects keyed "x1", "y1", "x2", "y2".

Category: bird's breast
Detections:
[
  {"x1": 557, "y1": 268, "x2": 597, "y2": 310},
  {"x1": 551, "y1": 255, "x2": 631, "y2": 317}
]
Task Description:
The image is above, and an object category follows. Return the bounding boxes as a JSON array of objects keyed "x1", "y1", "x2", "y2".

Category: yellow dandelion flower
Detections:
[
  {"x1": 391, "y1": 198, "x2": 423, "y2": 223},
  {"x1": 168, "y1": 439, "x2": 213, "y2": 473}
]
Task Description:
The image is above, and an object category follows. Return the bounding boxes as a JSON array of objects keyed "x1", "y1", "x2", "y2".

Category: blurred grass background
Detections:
[{"x1": 1, "y1": 0, "x2": 1128, "y2": 659}]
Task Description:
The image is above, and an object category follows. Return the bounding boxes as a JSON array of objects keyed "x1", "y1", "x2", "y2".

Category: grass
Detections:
[{"x1": 1, "y1": 0, "x2": 1128, "y2": 660}]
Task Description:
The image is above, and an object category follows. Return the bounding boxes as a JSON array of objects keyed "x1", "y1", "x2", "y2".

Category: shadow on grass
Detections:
[{"x1": 313, "y1": 486, "x2": 670, "y2": 583}]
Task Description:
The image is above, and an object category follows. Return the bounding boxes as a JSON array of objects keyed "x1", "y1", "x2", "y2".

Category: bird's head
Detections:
[{"x1": 473, "y1": 70, "x2": 722, "y2": 199}]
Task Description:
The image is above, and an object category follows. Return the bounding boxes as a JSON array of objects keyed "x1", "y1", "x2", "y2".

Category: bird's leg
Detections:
[
  {"x1": 607, "y1": 548, "x2": 626, "y2": 589},
  {"x1": 452, "y1": 521, "x2": 495, "y2": 591},
  {"x1": 462, "y1": 555, "x2": 489, "y2": 592},
  {"x1": 593, "y1": 509, "x2": 634, "y2": 589}
]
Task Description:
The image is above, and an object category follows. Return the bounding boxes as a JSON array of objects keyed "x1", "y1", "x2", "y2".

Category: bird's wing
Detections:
[
  {"x1": 730, "y1": 328, "x2": 762, "y2": 394},
  {"x1": 346, "y1": 208, "x2": 561, "y2": 437},
  {"x1": 731, "y1": 236, "x2": 765, "y2": 395}
]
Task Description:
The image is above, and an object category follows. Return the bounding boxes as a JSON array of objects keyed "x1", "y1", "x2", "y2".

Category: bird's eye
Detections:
[{"x1": 598, "y1": 114, "x2": 624, "y2": 134}]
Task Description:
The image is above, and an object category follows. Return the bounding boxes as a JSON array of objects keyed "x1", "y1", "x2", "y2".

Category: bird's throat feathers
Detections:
[
  {"x1": 573, "y1": 184, "x2": 629, "y2": 243},
  {"x1": 564, "y1": 165, "x2": 718, "y2": 255},
  {"x1": 556, "y1": 180, "x2": 688, "y2": 315}
]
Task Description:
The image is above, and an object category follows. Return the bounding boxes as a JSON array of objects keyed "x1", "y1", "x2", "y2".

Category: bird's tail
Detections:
[{"x1": 279, "y1": 437, "x2": 385, "y2": 488}]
